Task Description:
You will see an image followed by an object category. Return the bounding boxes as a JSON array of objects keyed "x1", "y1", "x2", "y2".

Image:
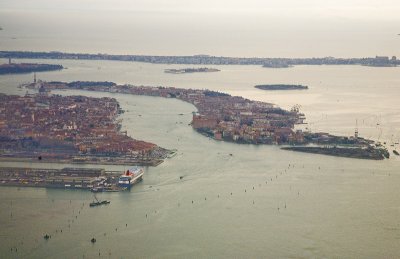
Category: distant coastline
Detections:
[
  {"x1": 255, "y1": 84, "x2": 308, "y2": 91},
  {"x1": 0, "y1": 50, "x2": 398, "y2": 67}
]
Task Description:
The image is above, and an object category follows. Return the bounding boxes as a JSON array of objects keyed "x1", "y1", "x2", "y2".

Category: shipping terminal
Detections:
[{"x1": 0, "y1": 167, "x2": 145, "y2": 192}]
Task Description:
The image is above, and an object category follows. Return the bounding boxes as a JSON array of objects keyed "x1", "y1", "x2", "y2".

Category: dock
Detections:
[{"x1": 0, "y1": 167, "x2": 125, "y2": 190}]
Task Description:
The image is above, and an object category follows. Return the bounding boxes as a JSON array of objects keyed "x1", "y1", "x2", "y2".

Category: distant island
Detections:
[
  {"x1": 0, "y1": 61, "x2": 63, "y2": 75},
  {"x1": 22, "y1": 80, "x2": 389, "y2": 160},
  {"x1": 255, "y1": 84, "x2": 308, "y2": 91},
  {"x1": 164, "y1": 67, "x2": 220, "y2": 74},
  {"x1": 262, "y1": 63, "x2": 292, "y2": 68}
]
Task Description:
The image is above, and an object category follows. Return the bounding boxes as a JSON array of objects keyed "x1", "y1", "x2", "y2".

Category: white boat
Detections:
[{"x1": 118, "y1": 167, "x2": 144, "y2": 188}]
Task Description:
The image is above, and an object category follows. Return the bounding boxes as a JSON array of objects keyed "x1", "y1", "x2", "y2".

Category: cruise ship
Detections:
[{"x1": 118, "y1": 167, "x2": 144, "y2": 188}]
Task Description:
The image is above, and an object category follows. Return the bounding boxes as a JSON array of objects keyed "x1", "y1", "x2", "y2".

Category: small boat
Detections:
[
  {"x1": 89, "y1": 195, "x2": 111, "y2": 207},
  {"x1": 89, "y1": 201, "x2": 110, "y2": 207},
  {"x1": 89, "y1": 200, "x2": 110, "y2": 207},
  {"x1": 89, "y1": 201, "x2": 101, "y2": 207}
]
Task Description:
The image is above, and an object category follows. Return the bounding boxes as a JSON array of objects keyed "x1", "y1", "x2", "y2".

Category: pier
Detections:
[{"x1": 0, "y1": 167, "x2": 125, "y2": 190}]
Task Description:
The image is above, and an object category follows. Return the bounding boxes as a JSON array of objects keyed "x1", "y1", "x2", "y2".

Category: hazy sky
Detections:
[
  {"x1": 2, "y1": 0, "x2": 400, "y2": 16},
  {"x1": 0, "y1": 0, "x2": 399, "y2": 57}
]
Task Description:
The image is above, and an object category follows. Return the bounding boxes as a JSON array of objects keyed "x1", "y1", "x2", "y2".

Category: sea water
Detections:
[{"x1": 0, "y1": 59, "x2": 399, "y2": 258}]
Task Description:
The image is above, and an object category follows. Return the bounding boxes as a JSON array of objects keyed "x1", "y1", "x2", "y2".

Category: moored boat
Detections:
[{"x1": 118, "y1": 167, "x2": 144, "y2": 189}]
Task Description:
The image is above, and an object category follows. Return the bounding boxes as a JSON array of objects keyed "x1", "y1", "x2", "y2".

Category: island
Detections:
[
  {"x1": 0, "y1": 92, "x2": 172, "y2": 166},
  {"x1": 22, "y1": 80, "x2": 389, "y2": 160},
  {"x1": 262, "y1": 63, "x2": 291, "y2": 68},
  {"x1": 0, "y1": 60, "x2": 63, "y2": 75},
  {"x1": 255, "y1": 84, "x2": 308, "y2": 91},
  {"x1": 164, "y1": 67, "x2": 220, "y2": 74},
  {"x1": 282, "y1": 146, "x2": 389, "y2": 160}
]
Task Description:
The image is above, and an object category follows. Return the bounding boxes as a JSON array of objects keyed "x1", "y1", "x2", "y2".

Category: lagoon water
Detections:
[{"x1": 0, "y1": 59, "x2": 400, "y2": 258}]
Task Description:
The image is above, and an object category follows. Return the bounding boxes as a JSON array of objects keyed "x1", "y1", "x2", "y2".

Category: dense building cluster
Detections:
[
  {"x1": 32, "y1": 82, "x2": 306, "y2": 145},
  {"x1": 184, "y1": 92, "x2": 304, "y2": 144},
  {"x1": 0, "y1": 93, "x2": 157, "y2": 159}
]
